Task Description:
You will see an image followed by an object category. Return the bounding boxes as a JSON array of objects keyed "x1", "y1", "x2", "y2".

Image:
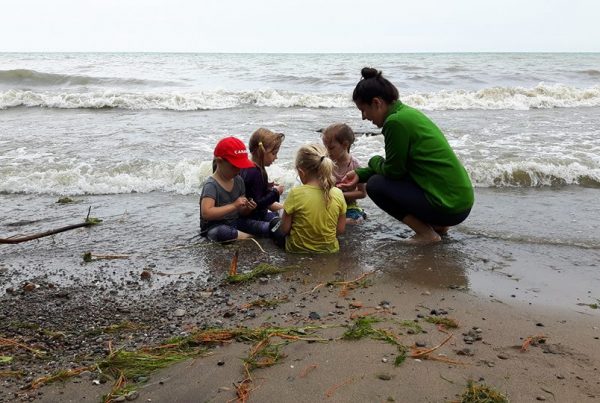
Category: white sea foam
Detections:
[
  {"x1": 1, "y1": 159, "x2": 599, "y2": 196},
  {"x1": 1, "y1": 84, "x2": 599, "y2": 111}
]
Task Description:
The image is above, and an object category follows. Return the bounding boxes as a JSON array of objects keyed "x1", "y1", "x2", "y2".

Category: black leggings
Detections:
[{"x1": 366, "y1": 175, "x2": 470, "y2": 226}]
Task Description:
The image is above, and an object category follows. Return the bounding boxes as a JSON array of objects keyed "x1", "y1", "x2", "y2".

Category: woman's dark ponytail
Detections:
[
  {"x1": 360, "y1": 67, "x2": 379, "y2": 80},
  {"x1": 353, "y1": 67, "x2": 399, "y2": 105}
]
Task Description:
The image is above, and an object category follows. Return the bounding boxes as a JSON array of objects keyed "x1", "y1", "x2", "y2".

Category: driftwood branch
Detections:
[{"x1": 0, "y1": 207, "x2": 101, "y2": 244}]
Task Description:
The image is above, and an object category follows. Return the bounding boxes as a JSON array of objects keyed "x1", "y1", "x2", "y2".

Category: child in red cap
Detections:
[{"x1": 199, "y1": 136, "x2": 280, "y2": 242}]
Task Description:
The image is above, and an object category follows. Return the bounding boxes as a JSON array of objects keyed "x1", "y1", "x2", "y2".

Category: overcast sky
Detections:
[{"x1": 1, "y1": 0, "x2": 599, "y2": 53}]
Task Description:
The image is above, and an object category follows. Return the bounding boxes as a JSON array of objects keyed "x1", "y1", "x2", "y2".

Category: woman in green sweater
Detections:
[{"x1": 338, "y1": 68, "x2": 474, "y2": 244}]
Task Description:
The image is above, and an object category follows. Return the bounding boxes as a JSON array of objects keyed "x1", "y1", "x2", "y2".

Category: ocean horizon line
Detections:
[{"x1": 2, "y1": 51, "x2": 600, "y2": 55}]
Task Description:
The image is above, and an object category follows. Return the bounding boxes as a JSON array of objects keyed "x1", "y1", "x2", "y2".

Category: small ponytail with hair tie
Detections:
[{"x1": 319, "y1": 155, "x2": 325, "y2": 164}]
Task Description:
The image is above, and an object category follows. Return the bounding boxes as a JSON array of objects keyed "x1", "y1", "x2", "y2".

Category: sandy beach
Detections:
[{"x1": 1, "y1": 189, "x2": 600, "y2": 402}]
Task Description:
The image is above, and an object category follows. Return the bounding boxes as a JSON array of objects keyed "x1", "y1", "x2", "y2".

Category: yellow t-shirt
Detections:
[{"x1": 284, "y1": 185, "x2": 347, "y2": 253}]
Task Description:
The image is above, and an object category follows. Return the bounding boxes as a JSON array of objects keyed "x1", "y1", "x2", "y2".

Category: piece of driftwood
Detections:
[{"x1": 0, "y1": 207, "x2": 101, "y2": 244}]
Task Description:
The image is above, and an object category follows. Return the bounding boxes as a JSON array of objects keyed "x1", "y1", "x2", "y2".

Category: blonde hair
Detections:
[
  {"x1": 248, "y1": 128, "x2": 285, "y2": 182},
  {"x1": 322, "y1": 123, "x2": 355, "y2": 152},
  {"x1": 295, "y1": 144, "x2": 336, "y2": 205}
]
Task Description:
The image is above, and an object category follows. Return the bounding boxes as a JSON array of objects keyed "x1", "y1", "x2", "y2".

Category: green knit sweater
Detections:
[{"x1": 355, "y1": 101, "x2": 474, "y2": 214}]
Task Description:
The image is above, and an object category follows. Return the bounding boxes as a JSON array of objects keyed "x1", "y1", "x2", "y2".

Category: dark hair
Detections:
[
  {"x1": 352, "y1": 67, "x2": 399, "y2": 105},
  {"x1": 322, "y1": 123, "x2": 355, "y2": 152}
]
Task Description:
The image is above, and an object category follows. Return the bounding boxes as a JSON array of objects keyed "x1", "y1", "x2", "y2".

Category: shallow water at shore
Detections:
[{"x1": 2, "y1": 187, "x2": 598, "y2": 311}]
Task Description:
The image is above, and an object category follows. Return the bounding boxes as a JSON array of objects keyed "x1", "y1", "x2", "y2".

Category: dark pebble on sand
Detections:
[
  {"x1": 536, "y1": 322, "x2": 544, "y2": 327},
  {"x1": 308, "y1": 311, "x2": 321, "y2": 320},
  {"x1": 217, "y1": 360, "x2": 225, "y2": 366}
]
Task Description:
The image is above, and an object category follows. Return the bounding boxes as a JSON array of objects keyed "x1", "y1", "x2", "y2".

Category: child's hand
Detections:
[
  {"x1": 246, "y1": 198, "x2": 257, "y2": 211},
  {"x1": 337, "y1": 171, "x2": 359, "y2": 191},
  {"x1": 234, "y1": 196, "x2": 249, "y2": 210}
]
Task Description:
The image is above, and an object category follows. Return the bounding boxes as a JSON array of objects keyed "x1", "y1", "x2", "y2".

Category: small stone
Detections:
[
  {"x1": 536, "y1": 322, "x2": 544, "y2": 327},
  {"x1": 22, "y1": 282, "x2": 36, "y2": 292},
  {"x1": 78, "y1": 371, "x2": 92, "y2": 378},
  {"x1": 556, "y1": 374, "x2": 565, "y2": 379},
  {"x1": 223, "y1": 311, "x2": 235, "y2": 318},
  {"x1": 456, "y1": 348, "x2": 474, "y2": 356},
  {"x1": 174, "y1": 308, "x2": 186, "y2": 317},
  {"x1": 218, "y1": 387, "x2": 230, "y2": 392},
  {"x1": 126, "y1": 391, "x2": 139, "y2": 401},
  {"x1": 497, "y1": 354, "x2": 509, "y2": 360},
  {"x1": 258, "y1": 277, "x2": 268, "y2": 285},
  {"x1": 113, "y1": 396, "x2": 126, "y2": 402},
  {"x1": 377, "y1": 373, "x2": 392, "y2": 381},
  {"x1": 421, "y1": 291, "x2": 431, "y2": 296},
  {"x1": 217, "y1": 360, "x2": 225, "y2": 366},
  {"x1": 536, "y1": 397, "x2": 546, "y2": 401},
  {"x1": 199, "y1": 291, "x2": 213, "y2": 298},
  {"x1": 140, "y1": 270, "x2": 151, "y2": 280},
  {"x1": 487, "y1": 361, "x2": 495, "y2": 367},
  {"x1": 415, "y1": 341, "x2": 426, "y2": 347},
  {"x1": 308, "y1": 311, "x2": 321, "y2": 320},
  {"x1": 407, "y1": 329, "x2": 416, "y2": 335},
  {"x1": 381, "y1": 358, "x2": 388, "y2": 363},
  {"x1": 349, "y1": 301, "x2": 363, "y2": 309}
]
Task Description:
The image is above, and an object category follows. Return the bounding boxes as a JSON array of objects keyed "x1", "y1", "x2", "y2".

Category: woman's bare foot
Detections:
[
  {"x1": 433, "y1": 226, "x2": 450, "y2": 236},
  {"x1": 407, "y1": 232, "x2": 442, "y2": 244},
  {"x1": 402, "y1": 215, "x2": 442, "y2": 244}
]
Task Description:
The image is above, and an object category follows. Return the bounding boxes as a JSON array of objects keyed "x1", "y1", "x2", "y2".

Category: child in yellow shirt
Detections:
[{"x1": 277, "y1": 144, "x2": 347, "y2": 253}]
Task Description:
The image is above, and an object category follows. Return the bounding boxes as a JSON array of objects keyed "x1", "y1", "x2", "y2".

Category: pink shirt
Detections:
[{"x1": 333, "y1": 155, "x2": 362, "y2": 185}]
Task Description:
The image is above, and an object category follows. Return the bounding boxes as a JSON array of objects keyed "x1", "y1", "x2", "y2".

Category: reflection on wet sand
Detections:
[{"x1": 367, "y1": 244, "x2": 470, "y2": 290}]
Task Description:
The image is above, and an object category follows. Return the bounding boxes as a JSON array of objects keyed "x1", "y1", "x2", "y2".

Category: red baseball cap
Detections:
[{"x1": 213, "y1": 136, "x2": 254, "y2": 169}]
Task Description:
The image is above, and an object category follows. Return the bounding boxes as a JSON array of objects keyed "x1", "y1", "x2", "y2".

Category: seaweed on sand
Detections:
[
  {"x1": 343, "y1": 316, "x2": 399, "y2": 345},
  {"x1": 225, "y1": 263, "x2": 289, "y2": 284},
  {"x1": 425, "y1": 316, "x2": 459, "y2": 329},
  {"x1": 459, "y1": 380, "x2": 509, "y2": 403}
]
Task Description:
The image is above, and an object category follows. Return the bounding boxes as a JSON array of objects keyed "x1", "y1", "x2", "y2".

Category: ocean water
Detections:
[{"x1": 1, "y1": 53, "x2": 599, "y2": 306}]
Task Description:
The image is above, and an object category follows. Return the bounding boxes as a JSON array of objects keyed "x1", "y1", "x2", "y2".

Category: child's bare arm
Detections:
[
  {"x1": 201, "y1": 196, "x2": 248, "y2": 220},
  {"x1": 279, "y1": 211, "x2": 292, "y2": 235},
  {"x1": 336, "y1": 212, "x2": 346, "y2": 234},
  {"x1": 342, "y1": 182, "x2": 367, "y2": 203},
  {"x1": 269, "y1": 202, "x2": 283, "y2": 211}
]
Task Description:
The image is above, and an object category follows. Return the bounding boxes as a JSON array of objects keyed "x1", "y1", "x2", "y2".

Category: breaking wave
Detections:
[
  {"x1": 1, "y1": 160, "x2": 598, "y2": 196},
  {"x1": 1, "y1": 83, "x2": 599, "y2": 111},
  {"x1": 0, "y1": 69, "x2": 174, "y2": 88}
]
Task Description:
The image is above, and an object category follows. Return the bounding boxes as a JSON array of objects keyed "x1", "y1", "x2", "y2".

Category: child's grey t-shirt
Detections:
[{"x1": 199, "y1": 176, "x2": 245, "y2": 232}]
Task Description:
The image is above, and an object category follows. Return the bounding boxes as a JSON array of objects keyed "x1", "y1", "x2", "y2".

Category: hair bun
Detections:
[{"x1": 361, "y1": 67, "x2": 380, "y2": 79}]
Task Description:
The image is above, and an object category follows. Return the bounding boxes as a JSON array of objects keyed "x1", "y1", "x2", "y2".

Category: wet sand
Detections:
[
  {"x1": 1, "y1": 187, "x2": 600, "y2": 401},
  {"x1": 32, "y1": 265, "x2": 600, "y2": 402}
]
